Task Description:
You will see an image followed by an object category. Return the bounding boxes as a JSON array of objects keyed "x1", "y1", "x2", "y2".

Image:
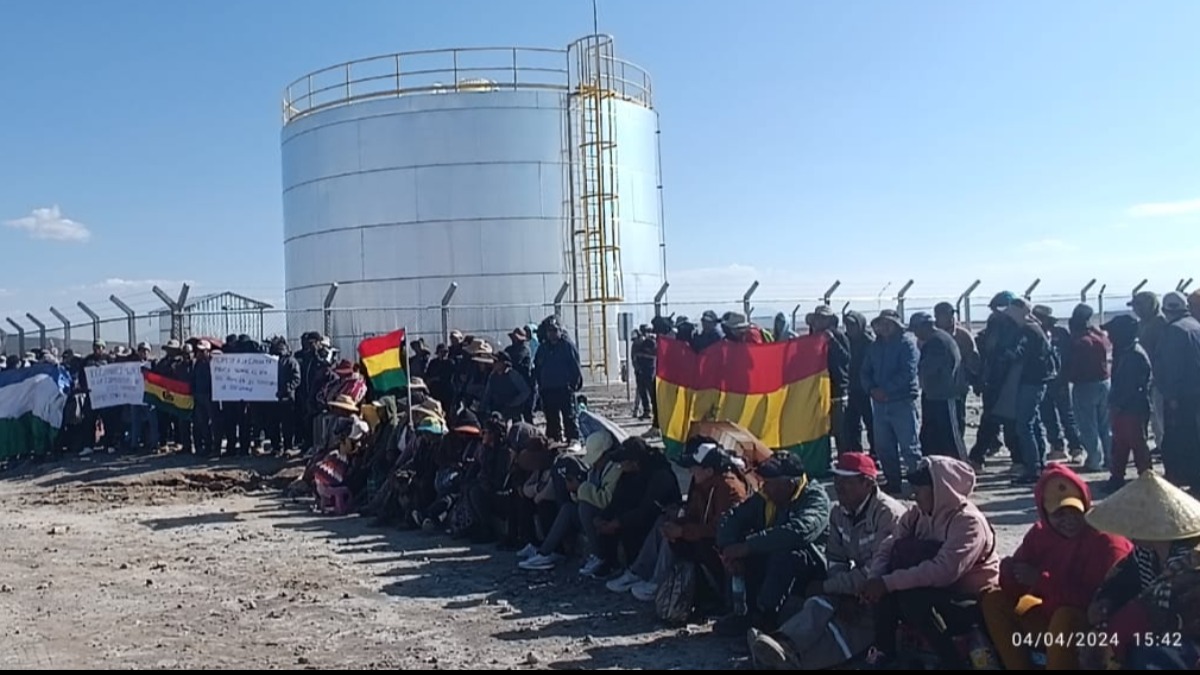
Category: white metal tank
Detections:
[{"x1": 281, "y1": 36, "x2": 665, "y2": 381}]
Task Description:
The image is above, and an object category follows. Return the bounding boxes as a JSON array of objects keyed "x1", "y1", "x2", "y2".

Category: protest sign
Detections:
[
  {"x1": 211, "y1": 353, "x2": 279, "y2": 402},
  {"x1": 85, "y1": 362, "x2": 147, "y2": 409}
]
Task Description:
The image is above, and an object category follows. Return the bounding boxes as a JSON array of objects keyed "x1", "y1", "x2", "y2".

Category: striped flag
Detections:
[
  {"x1": 655, "y1": 334, "x2": 833, "y2": 476},
  {"x1": 0, "y1": 364, "x2": 69, "y2": 461},
  {"x1": 358, "y1": 329, "x2": 409, "y2": 394},
  {"x1": 143, "y1": 371, "x2": 193, "y2": 418}
]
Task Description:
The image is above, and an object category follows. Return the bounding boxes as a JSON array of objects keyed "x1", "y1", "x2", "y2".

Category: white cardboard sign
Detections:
[
  {"x1": 85, "y1": 362, "x2": 146, "y2": 410},
  {"x1": 211, "y1": 353, "x2": 279, "y2": 402}
]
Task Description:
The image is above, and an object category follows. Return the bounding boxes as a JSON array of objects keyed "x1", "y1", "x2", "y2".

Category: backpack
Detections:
[{"x1": 655, "y1": 560, "x2": 698, "y2": 626}]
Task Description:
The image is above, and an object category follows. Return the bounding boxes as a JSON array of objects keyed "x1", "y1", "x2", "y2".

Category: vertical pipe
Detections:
[
  {"x1": 50, "y1": 307, "x2": 71, "y2": 349},
  {"x1": 110, "y1": 295, "x2": 137, "y2": 346},
  {"x1": 791, "y1": 304, "x2": 802, "y2": 332},
  {"x1": 77, "y1": 302, "x2": 101, "y2": 342},
  {"x1": 654, "y1": 114, "x2": 668, "y2": 291},
  {"x1": 440, "y1": 282, "x2": 458, "y2": 345},
  {"x1": 1098, "y1": 284, "x2": 1108, "y2": 325},
  {"x1": 742, "y1": 281, "x2": 760, "y2": 319},
  {"x1": 6, "y1": 318, "x2": 25, "y2": 356},
  {"x1": 896, "y1": 280, "x2": 915, "y2": 320},
  {"x1": 25, "y1": 313, "x2": 47, "y2": 350},
  {"x1": 175, "y1": 284, "x2": 190, "y2": 342}
]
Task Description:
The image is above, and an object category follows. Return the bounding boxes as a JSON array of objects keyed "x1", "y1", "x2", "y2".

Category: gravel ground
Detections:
[{"x1": 0, "y1": 391, "x2": 1116, "y2": 670}]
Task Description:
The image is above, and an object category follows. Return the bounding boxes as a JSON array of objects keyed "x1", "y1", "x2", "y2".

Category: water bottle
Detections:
[
  {"x1": 730, "y1": 576, "x2": 748, "y2": 616},
  {"x1": 965, "y1": 626, "x2": 1001, "y2": 670}
]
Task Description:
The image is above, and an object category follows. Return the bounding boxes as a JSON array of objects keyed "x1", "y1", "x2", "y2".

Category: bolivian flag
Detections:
[
  {"x1": 143, "y1": 372, "x2": 193, "y2": 418},
  {"x1": 656, "y1": 334, "x2": 832, "y2": 476},
  {"x1": 358, "y1": 329, "x2": 408, "y2": 393}
]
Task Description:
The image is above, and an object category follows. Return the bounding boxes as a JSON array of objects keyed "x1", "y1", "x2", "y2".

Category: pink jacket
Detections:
[{"x1": 869, "y1": 456, "x2": 1000, "y2": 595}]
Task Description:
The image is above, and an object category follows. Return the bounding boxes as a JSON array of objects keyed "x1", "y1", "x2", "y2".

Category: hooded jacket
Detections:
[
  {"x1": 861, "y1": 331, "x2": 920, "y2": 403},
  {"x1": 826, "y1": 329, "x2": 852, "y2": 399},
  {"x1": 1156, "y1": 314, "x2": 1200, "y2": 403},
  {"x1": 1109, "y1": 320, "x2": 1152, "y2": 416},
  {"x1": 600, "y1": 451, "x2": 682, "y2": 535},
  {"x1": 1136, "y1": 298, "x2": 1169, "y2": 373},
  {"x1": 717, "y1": 478, "x2": 831, "y2": 559},
  {"x1": 917, "y1": 327, "x2": 964, "y2": 401},
  {"x1": 577, "y1": 457, "x2": 623, "y2": 510},
  {"x1": 844, "y1": 312, "x2": 874, "y2": 395},
  {"x1": 275, "y1": 350, "x2": 301, "y2": 401},
  {"x1": 679, "y1": 470, "x2": 749, "y2": 542},
  {"x1": 773, "y1": 313, "x2": 798, "y2": 341},
  {"x1": 1000, "y1": 464, "x2": 1133, "y2": 614},
  {"x1": 870, "y1": 456, "x2": 1000, "y2": 594},
  {"x1": 533, "y1": 337, "x2": 584, "y2": 391},
  {"x1": 822, "y1": 488, "x2": 907, "y2": 596}
]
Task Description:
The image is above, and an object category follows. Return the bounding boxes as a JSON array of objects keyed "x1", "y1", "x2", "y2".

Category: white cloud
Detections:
[
  {"x1": 3, "y1": 205, "x2": 91, "y2": 242},
  {"x1": 72, "y1": 278, "x2": 191, "y2": 292},
  {"x1": 1021, "y1": 238, "x2": 1078, "y2": 254},
  {"x1": 1126, "y1": 198, "x2": 1200, "y2": 219}
]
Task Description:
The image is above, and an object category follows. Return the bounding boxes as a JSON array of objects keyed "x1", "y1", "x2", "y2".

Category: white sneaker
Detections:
[
  {"x1": 631, "y1": 580, "x2": 659, "y2": 602},
  {"x1": 518, "y1": 553, "x2": 561, "y2": 571},
  {"x1": 515, "y1": 544, "x2": 538, "y2": 560},
  {"x1": 578, "y1": 555, "x2": 604, "y2": 577},
  {"x1": 605, "y1": 570, "x2": 642, "y2": 593}
]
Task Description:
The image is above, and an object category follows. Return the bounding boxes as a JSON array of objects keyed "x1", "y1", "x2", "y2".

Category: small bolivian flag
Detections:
[
  {"x1": 143, "y1": 371, "x2": 193, "y2": 418},
  {"x1": 358, "y1": 329, "x2": 409, "y2": 393}
]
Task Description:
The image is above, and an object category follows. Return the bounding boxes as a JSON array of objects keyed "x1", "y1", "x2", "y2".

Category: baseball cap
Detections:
[
  {"x1": 830, "y1": 452, "x2": 879, "y2": 479},
  {"x1": 1163, "y1": 291, "x2": 1189, "y2": 314},
  {"x1": 907, "y1": 311, "x2": 934, "y2": 331},
  {"x1": 933, "y1": 302, "x2": 956, "y2": 317},
  {"x1": 677, "y1": 436, "x2": 724, "y2": 469},
  {"x1": 989, "y1": 291, "x2": 1016, "y2": 310},
  {"x1": 758, "y1": 451, "x2": 806, "y2": 479},
  {"x1": 1042, "y1": 474, "x2": 1086, "y2": 514}
]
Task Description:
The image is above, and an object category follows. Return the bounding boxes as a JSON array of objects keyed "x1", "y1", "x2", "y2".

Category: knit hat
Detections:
[{"x1": 1085, "y1": 472, "x2": 1200, "y2": 541}]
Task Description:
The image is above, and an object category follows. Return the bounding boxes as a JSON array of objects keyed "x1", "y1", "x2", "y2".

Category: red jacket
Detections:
[
  {"x1": 1000, "y1": 464, "x2": 1132, "y2": 614},
  {"x1": 1065, "y1": 328, "x2": 1111, "y2": 384}
]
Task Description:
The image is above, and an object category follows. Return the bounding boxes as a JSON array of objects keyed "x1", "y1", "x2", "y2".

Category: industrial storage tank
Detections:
[{"x1": 280, "y1": 35, "x2": 665, "y2": 381}]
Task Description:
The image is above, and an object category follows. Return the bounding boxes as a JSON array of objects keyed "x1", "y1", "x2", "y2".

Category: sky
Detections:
[{"x1": 2, "y1": 0, "x2": 1200, "y2": 327}]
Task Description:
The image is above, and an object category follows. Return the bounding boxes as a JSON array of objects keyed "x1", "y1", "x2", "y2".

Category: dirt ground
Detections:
[{"x1": 0, "y1": 396, "x2": 1109, "y2": 670}]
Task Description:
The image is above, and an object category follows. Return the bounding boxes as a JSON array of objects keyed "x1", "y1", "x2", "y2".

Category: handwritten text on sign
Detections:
[
  {"x1": 85, "y1": 362, "x2": 147, "y2": 409},
  {"x1": 211, "y1": 353, "x2": 279, "y2": 402}
]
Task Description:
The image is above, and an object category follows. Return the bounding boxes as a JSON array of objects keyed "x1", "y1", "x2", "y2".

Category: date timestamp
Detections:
[{"x1": 1012, "y1": 631, "x2": 1185, "y2": 649}]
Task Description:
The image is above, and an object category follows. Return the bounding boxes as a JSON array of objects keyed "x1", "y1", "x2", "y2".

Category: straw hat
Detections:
[
  {"x1": 327, "y1": 395, "x2": 360, "y2": 414},
  {"x1": 470, "y1": 341, "x2": 495, "y2": 363},
  {"x1": 1086, "y1": 472, "x2": 1200, "y2": 542},
  {"x1": 411, "y1": 399, "x2": 445, "y2": 422},
  {"x1": 408, "y1": 376, "x2": 429, "y2": 392}
]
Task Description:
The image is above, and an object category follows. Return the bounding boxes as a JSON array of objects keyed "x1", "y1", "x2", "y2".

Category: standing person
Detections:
[
  {"x1": 631, "y1": 325, "x2": 658, "y2": 423},
  {"x1": 1067, "y1": 304, "x2": 1113, "y2": 472},
  {"x1": 772, "y1": 313, "x2": 797, "y2": 341},
  {"x1": 1129, "y1": 291, "x2": 1170, "y2": 450},
  {"x1": 934, "y1": 302, "x2": 979, "y2": 436},
  {"x1": 968, "y1": 292, "x2": 1023, "y2": 470},
  {"x1": 909, "y1": 312, "x2": 966, "y2": 460},
  {"x1": 1008, "y1": 299, "x2": 1057, "y2": 486},
  {"x1": 82, "y1": 340, "x2": 115, "y2": 451},
  {"x1": 843, "y1": 311, "x2": 875, "y2": 454},
  {"x1": 294, "y1": 332, "x2": 321, "y2": 451},
  {"x1": 425, "y1": 343, "x2": 456, "y2": 412},
  {"x1": 504, "y1": 328, "x2": 535, "y2": 424},
  {"x1": 690, "y1": 310, "x2": 725, "y2": 352},
  {"x1": 1155, "y1": 291, "x2": 1200, "y2": 488},
  {"x1": 1103, "y1": 315, "x2": 1153, "y2": 492},
  {"x1": 129, "y1": 342, "x2": 160, "y2": 452},
  {"x1": 533, "y1": 319, "x2": 583, "y2": 443},
  {"x1": 268, "y1": 337, "x2": 301, "y2": 454},
  {"x1": 1032, "y1": 305, "x2": 1085, "y2": 463},
  {"x1": 808, "y1": 306, "x2": 851, "y2": 455},
  {"x1": 861, "y1": 310, "x2": 922, "y2": 494},
  {"x1": 408, "y1": 338, "x2": 431, "y2": 380},
  {"x1": 190, "y1": 341, "x2": 216, "y2": 456}
]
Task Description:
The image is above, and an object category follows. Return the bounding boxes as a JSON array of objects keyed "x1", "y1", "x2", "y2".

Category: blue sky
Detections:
[{"x1": 2, "y1": 0, "x2": 1200, "y2": 325}]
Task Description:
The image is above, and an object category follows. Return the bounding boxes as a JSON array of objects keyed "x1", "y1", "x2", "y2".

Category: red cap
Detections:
[{"x1": 831, "y1": 452, "x2": 878, "y2": 479}]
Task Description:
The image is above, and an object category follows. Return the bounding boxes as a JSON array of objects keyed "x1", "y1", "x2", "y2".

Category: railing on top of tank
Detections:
[{"x1": 281, "y1": 44, "x2": 653, "y2": 124}]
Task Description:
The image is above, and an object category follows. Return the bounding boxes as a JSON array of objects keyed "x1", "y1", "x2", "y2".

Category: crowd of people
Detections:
[{"x1": 4, "y1": 290, "x2": 1200, "y2": 670}]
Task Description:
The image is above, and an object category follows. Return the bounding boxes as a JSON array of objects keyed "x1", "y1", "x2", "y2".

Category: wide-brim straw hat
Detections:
[
  {"x1": 1086, "y1": 471, "x2": 1200, "y2": 542},
  {"x1": 469, "y1": 341, "x2": 495, "y2": 363},
  {"x1": 408, "y1": 376, "x2": 429, "y2": 392},
  {"x1": 327, "y1": 395, "x2": 360, "y2": 414},
  {"x1": 411, "y1": 399, "x2": 444, "y2": 421}
]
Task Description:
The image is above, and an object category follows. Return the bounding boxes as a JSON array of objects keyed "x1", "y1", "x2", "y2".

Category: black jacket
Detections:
[
  {"x1": 276, "y1": 354, "x2": 301, "y2": 401},
  {"x1": 1009, "y1": 320, "x2": 1056, "y2": 386},
  {"x1": 844, "y1": 312, "x2": 874, "y2": 396},
  {"x1": 600, "y1": 453, "x2": 682, "y2": 536},
  {"x1": 1156, "y1": 316, "x2": 1200, "y2": 402},
  {"x1": 826, "y1": 330, "x2": 851, "y2": 399},
  {"x1": 1110, "y1": 343, "x2": 1152, "y2": 416}
]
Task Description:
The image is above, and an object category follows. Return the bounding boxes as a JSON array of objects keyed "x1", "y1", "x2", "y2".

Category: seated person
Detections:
[
  {"x1": 592, "y1": 438, "x2": 683, "y2": 583},
  {"x1": 714, "y1": 451, "x2": 831, "y2": 636},
  {"x1": 1079, "y1": 472, "x2": 1200, "y2": 669},
  {"x1": 505, "y1": 436, "x2": 559, "y2": 558},
  {"x1": 609, "y1": 437, "x2": 749, "y2": 603},
  {"x1": 982, "y1": 464, "x2": 1131, "y2": 670},
  {"x1": 462, "y1": 414, "x2": 516, "y2": 544},
  {"x1": 1114, "y1": 545, "x2": 1200, "y2": 669},
  {"x1": 860, "y1": 456, "x2": 1000, "y2": 669},
  {"x1": 750, "y1": 452, "x2": 904, "y2": 669}
]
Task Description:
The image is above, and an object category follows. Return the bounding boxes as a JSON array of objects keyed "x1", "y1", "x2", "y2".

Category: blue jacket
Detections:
[
  {"x1": 533, "y1": 337, "x2": 583, "y2": 391},
  {"x1": 861, "y1": 333, "x2": 920, "y2": 403},
  {"x1": 1156, "y1": 316, "x2": 1200, "y2": 403}
]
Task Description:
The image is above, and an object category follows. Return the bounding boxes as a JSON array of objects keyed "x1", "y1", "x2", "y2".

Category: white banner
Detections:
[
  {"x1": 85, "y1": 362, "x2": 146, "y2": 410},
  {"x1": 211, "y1": 353, "x2": 279, "y2": 402}
]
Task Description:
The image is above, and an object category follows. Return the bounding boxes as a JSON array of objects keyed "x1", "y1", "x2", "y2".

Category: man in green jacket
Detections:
[{"x1": 715, "y1": 451, "x2": 831, "y2": 636}]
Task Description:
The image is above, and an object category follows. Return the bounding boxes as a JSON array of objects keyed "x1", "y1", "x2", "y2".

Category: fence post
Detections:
[
  {"x1": 440, "y1": 282, "x2": 458, "y2": 344},
  {"x1": 322, "y1": 283, "x2": 339, "y2": 340},
  {"x1": 553, "y1": 282, "x2": 570, "y2": 322},
  {"x1": 822, "y1": 280, "x2": 841, "y2": 307},
  {"x1": 895, "y1": 280, "x2": 914, "y2": 320},
  {"x1": 1131, "y1": 279, "x2": 1148, "y2": 299},
  {"x1": 50, "y1": 307, "x2": 71, "y2": 349},
  {"x1": 6, "y1": 318, "x2": 25, "y2": 356},
  {"x1": 742, "y1": 281, "x2": 759, "y2": 318},
  {"x1": 1023, "y1": 278, "x2": 1041, "y2": 301},
  {"x1": 791, "y1": 304, "x2": 802, "y2": 331},
  {"x1": 956, "y1": 280, "x2": 981, "y2": 328},
  {"x1": 1080, "y1": 279, "x2": 1097, "y2": 304},
  {"x1": 110, "y1": 295, "x2": 136, "y2": 346},
  {"x1": 77, "y1": 302, "x2": 101, "y2": 342},
  {"x1": 1098, "y1": 284, "x2": 1108, "y2": 324},
  {"x1": 652, "y1": 282, "x2": 669, "y2": 318},
  {"x1": 1179, "y1": 278, "x2": 1194, "y2": 293},
  {"x1": 25, "y1": 313, "x2": 47, "y2": 350},
  {"x1": 152, "y1": 285, "x2": 180, "y2": 341}
]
